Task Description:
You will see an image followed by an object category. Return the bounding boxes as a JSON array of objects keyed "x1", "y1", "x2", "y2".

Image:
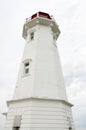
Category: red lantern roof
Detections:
[{"x1": 31, "y1": 12, "x2": 52, "y2": 20}]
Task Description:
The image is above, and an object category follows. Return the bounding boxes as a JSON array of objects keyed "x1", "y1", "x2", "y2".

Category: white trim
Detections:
[{"x1": 7, "y1": 97, "x2": 73, "y2": 107}]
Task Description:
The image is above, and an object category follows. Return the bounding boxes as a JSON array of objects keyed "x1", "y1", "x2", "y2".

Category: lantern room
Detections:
[{"x1": 23, "y1": 12, "x2": 60, "y2": 39}]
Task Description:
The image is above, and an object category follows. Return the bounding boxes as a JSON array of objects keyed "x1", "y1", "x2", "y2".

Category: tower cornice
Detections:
[
  {"x1": 22, "y1": 17, "x2": 60, "y2": 39},
  {"x1": 7, "y1": 97, "x2": 73, "y2": 107}
]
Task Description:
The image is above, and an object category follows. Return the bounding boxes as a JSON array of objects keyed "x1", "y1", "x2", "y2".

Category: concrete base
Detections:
[{"x1": 4, "y1": 97, "x2": 75, "y2": 130}]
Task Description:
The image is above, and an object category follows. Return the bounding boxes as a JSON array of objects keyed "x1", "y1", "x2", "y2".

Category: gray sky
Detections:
[{"x1": 0, "y1": 0, "x2": 86, "y2": 130}]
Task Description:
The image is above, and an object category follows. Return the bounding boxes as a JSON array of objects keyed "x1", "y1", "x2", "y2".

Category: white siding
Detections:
[{"x1": 5, "y1": 99, "x2": 74, "y2": 130}]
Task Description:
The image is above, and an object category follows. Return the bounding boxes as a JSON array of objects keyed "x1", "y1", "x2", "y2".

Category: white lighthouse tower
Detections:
[{"x1": 4, "y1": 12, "x2": 75, "y2": 130}]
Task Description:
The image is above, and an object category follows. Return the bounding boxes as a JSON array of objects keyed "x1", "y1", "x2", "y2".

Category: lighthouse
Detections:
[{"x1": 4, "y1": 12, "x2": 75, "y2": 130}]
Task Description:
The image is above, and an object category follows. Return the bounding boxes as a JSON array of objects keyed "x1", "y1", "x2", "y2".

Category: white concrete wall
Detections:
[
  {"x1": 5, "y1": 99, "x2": 74, "y2": 130},
  {"x1": 13, "y1": 24, "x2": 67, "y2": 101}
]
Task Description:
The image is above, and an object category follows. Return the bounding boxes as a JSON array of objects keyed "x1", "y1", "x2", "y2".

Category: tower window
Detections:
[
  {"x1": 24, "y1": 62, "x2": 29, "y2": 74},
  {"x1": 23, "y1": 59, "x2": 32, "y2": 76},
  {"x1": 30, "y1": 32, "x2": 34, "y2": 40}
]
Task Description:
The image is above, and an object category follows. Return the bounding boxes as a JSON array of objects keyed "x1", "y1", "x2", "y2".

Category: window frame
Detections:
[
  {"x1": 23, "y1": 59, "x2": 32, "y2": 76},
  {"x1": 27, "y1": 29, "x2": 36, "y2": 43}
]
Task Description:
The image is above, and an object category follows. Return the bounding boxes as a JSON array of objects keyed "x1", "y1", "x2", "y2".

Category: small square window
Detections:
[{"x1": 30, "y1": 32, "x2": 34, "y2": 40}]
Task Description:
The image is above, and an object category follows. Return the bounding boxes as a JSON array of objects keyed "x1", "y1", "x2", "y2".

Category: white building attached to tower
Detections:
[{"x1": 4, "y1": 12, "x2": 75, "y2": 130}]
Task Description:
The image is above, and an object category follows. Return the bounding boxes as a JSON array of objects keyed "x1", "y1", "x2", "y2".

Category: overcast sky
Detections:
[{"x1": 0, "y1": 0, "x2": 86, "y2": 130}]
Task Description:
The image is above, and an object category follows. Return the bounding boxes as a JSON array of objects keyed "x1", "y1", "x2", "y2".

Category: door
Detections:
[{"x1": 13, "y1": 127, "x2": 20, "y2": 130}]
